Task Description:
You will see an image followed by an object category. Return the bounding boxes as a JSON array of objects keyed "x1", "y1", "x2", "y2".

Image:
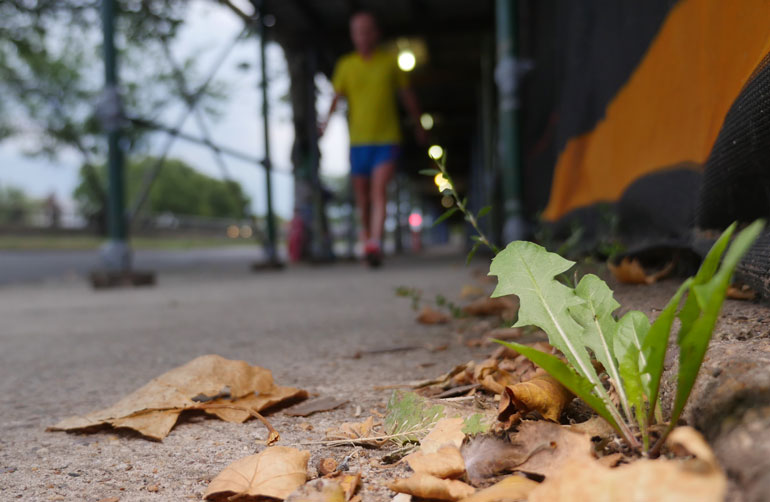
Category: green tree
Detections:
[
  {"x1": 0, "y1": 185, "x2": 36, "y2": 225},
  {"x1": 74, "y1": 157, "x2": 251, "y2": 223}
]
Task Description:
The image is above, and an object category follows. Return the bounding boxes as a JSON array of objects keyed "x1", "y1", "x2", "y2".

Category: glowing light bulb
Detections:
[
  {"x1": 420, "y1": 113, "x2": 434, "y2": 130},
  {"x1": 397, "y1": 49, "x2": 416, "y2": 72},
  {"x1": 428, "y1": 144, "x2": 444, "y2": 160}
]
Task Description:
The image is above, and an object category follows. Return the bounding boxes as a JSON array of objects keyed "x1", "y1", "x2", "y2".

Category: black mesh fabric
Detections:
[
  {"x1": 697, "y1": 53, "x2": 770, "y2": 297},
  {"x1": 698, "y1": 53, "x2": 770, "y2": 229},
  {"x1": 517, "y1": 0, "x2": 678, "y2": 217}
]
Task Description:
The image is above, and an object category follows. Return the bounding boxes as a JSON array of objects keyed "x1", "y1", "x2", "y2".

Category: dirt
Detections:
[{"x1": 0, "y1": 256, "x2": 768, "y2": 501}]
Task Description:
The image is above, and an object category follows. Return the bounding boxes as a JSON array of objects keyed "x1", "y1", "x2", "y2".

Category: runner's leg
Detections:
[
  {"x1": 370, "y1": 160, "x2": 396, "y2": 245},
  {"x1": 352, "y1": 175, "x2": 371, "y2": 243}
]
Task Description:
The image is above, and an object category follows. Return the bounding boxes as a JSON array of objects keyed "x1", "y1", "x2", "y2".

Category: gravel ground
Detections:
[
  {"x1": 0, "y1": 254, "x2": 491, "y2": 501},
  {"x1": 1, "y1": 254, "x2": 768, "y2": 501}
]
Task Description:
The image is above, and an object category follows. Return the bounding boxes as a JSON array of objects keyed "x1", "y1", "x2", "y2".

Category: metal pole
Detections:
[
  {"x1": 257, "y1": 6, "x2": 278, "y2": 262},
  {"x1": 99, "y1": 0, "x2": 131, "y2": 271},
  {"x1": 495, "y1": 0, "x2": 525, "y2": 243}
]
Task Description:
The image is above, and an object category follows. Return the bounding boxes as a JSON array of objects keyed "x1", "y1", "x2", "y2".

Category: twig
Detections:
[{"x1": 295, "y1": 428, "x2": 433, "y2": 447}]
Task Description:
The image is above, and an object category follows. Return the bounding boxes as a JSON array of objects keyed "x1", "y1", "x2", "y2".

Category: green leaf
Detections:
[
  {"x1": 489, "y1": 242, "x2": 599, "y2": 390},
  {"x1": 477, "y1": 205, "x2": 492, "y2": 219},
  {"x1": 432, "y1": 207, "x2": 458, "y2": 227},
  {"x1": 419, "y1": 168, "x2": 440, "y2": 176},
  {"x1": 670, "y1": 220, "x2": 764, "y2": 429},
  {"x1": 384, "y1": 390, "x2": 445, "y2": 445},
  {"x1": 642, "y1": 278, "x2": 692, "y2": 423},
  {"x1": 677, "y1": 223, "x2": 736, "y2": 343},
  {"x1": 466, "y1": 241, "x2": 481, "y2": 265},
  {"x1": 494, "y1": 340, "x2": 623, "y2": 437},
  {"x1": 615, "y1": 311, "x2": 651, "y2": 432},
  {"x1": 570, "y1": 274, "x2": 631, "y2": 420},
  {"x1": 462, "y1": 413, "x2": 490, "y2": 435}
]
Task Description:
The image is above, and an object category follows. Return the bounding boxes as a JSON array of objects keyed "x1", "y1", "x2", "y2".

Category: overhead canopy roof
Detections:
[{"x1": 260, "y1": 0, "x2": 495, "y2": 191}]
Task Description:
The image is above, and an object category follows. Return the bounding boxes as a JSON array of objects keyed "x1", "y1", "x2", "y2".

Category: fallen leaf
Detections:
[
  {"x1": 327, "y1": 416, "x2": 376, "y2": 440},
  {"x1": 457, "y1": 475, "x2": 538, "y2": 502},
  {"x1": 528, "y1": 427, "x2": 726, "y2": 502},
  {"x1": 391, "y1": 494, "x2": 412, "y2": 502},
  {"x1": 417, "y1": 306, "x2": 450, "y2": 324},
  {"x1": 498, "y1": 374, "x2": 573, "y2": 423},
  {"x1": 473, "y1": 358, "x2": 515, "y2": 395},
  {"x1": 462, "y1": 435, "x2": 532, "y2": 486},
  {"x1": 461, "y1": 284, "x2": 486, "y2": 299},
  {"x1": 608, "y1": 257, "x2": 674, "y2": 285},
  {"x1": 49, "y1": 355, "x2": 306, "y2": 440},
  {"x1": 405, "y1": 445, "x2": 465, "y2": 478},
  {"x1": 286, "y1": 397, "x2": 348, "y2": 417},
  {"x1": 204, "y1": 446, "x2": 310, "y2": 501},
  {"x1": 512, "y1": 421, "x2": 594, "y2": 478},
  {"x1": 566, "y1": 416, "x2": 615, "y2": 439},
  {"x1": 337, "y1": 473, "x2": 361, "y2": 501},
  {"x1": 389, "y1": 473, "x2": 475, "y2": 501},
  {"x1": 727, "y1": 284, "x2": 756, "y2": 300},
  {"x1": 420, "y1": 417, "x2": 466, "y2": 453},
  {"x1": 285, "y1": 478, "x2": 346, "y2": 502},
  {"x1": 462, "y1": 296, "x2": 519, "y2": 322}
]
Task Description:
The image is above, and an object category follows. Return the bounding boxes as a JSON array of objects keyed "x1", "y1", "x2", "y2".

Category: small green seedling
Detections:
[{"x1": 489, "y1": 220, "x2": 764, "y2": 453}]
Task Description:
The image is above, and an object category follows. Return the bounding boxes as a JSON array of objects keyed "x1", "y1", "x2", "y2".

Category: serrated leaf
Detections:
[
  {"x1": 432, "y1": 207, "x2": 458, "y2": 227},
  {"x1": 570, "y1": 274, "x2": 631, "y2": 420},
  {"x1": 478, "y1": 205, "x2": 492, "y2": 219},
  {"x1": 419, "y1": 168, "x2": 440, "y2": 176},
  {"x1": 384, "y1": 391, "x2": 445, "y2": 445},
  {"x1": 489, "y1": 242, "x2": 601, "y2": 395},
  {"x1": 615, "y1": 311, "x2": 651, "y2": 432},
  {"x1": 669, "y1": 220, "x2": 764, "y2": 430},
  {"x1": 493, "y1": 341, "x2": 623, "y2": 437}
]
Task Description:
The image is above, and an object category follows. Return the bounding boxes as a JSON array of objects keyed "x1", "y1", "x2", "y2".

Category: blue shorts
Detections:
[{"x1": 350, "y1": 144, "x2": 400, "y2": 177}]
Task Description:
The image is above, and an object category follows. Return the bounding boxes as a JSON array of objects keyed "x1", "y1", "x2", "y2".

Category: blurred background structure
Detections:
[{"x1": 2, "y1": 0, "x2": 770, "y2": 292}]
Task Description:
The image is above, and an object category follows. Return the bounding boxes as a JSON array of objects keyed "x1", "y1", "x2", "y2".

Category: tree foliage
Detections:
[
  {"x1": 0, "y1": 1, "x2": 222, "y2": 161},
  {"x1": 74, "y1": 157, "x2": 251, "y2": 220}
]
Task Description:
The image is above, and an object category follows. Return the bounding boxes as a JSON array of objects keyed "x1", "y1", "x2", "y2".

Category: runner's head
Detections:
[{"x1": 350, "y1": 11, "x2": 379, "y2": 55}]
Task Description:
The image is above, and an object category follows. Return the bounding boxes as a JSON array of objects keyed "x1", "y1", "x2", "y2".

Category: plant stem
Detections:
[{"x1": 435, "y1": 158, "x2": 500, "y2": 255}]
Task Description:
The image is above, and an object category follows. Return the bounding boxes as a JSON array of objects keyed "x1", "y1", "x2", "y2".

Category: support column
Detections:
[
  {"x1": 495, "y1": 0, "x2": 525, "y2": 243},
  {"x1": 99, "y1": 0, "x2": 131, "y2": 272},
  {"x1": 256, "y1": 2, "x2": 279, "y2": 264}
]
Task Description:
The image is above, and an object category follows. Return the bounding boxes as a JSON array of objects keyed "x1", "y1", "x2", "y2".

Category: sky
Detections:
[{"x1": 0, "y1": 0, "x2": 349, "y2": 220}]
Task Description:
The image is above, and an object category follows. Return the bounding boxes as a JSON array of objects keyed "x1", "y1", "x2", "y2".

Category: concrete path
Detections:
[{"x1": 0, "y1": 253, "x2": 487, "y2": 501}]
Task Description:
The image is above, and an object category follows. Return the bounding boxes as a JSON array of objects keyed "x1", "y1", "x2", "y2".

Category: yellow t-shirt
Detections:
[{"x1": 331, "y1": 48, "x2": 408, "y2": 146}]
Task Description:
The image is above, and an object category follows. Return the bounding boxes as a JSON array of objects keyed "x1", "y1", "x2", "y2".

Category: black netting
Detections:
[
  {"x1": 697, "y1": 53, "x2": 770, "y2": 229},
  {"x1": 517, "y1": 0, "x2": 678, "y2": 217}
]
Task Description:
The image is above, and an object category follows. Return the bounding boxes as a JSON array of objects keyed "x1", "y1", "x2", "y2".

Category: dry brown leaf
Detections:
[
  {"x1": 420, "y1": 417, "x2": 466, "y2": 453},
  {"x1": 286, "y1": 396, "x2": 348, "y2": 417},
  {"x1": 473, "y1": 358, "x2": 516, "y2": 395},
  {"x1": 337, "y1": 473, "x2": 361, "y2": 501},
  {"x1": 49, "y1": 354, "x2": 306, "y2": 440},
  {"x1": 512, "y1": 421, "x2": 594, "y2": 478},
  {"x1": 727, "y1": 284, "x2": 756, "y2": 300},
  {"x1": 417, "y1": 306, "x2": 451, "y2": 324},
  {"x1": 462, "y1": 435, "x2": 533, "y2": 486},
  {"x1": 462, "y1": 296, "x2": 519, "y2": 321},
  {"x1": 566, "y1": 416, "x2": 615, "y2": 439},
  {"x1": 389, "y1": 473, "x2": 475, "y2": 501},
  {"x1": 457, "y1": 475, "x2": 539, "y2": 502},
  {"x1": 405, "y1": 445, "x2": 466, "y2": 478},
  {"x1": 608, "y1": 257, "x2": 674, "y2": 285},
  {"x1": 498, "y1": 374, "x2": 573, "y2": 423},
  {"x1": 528, "y1": 427, "x2": 726, "y2": 502},
  {"x1": 204, "y1": 446, "x2": 310, "y2": 501},
  {"x1": 327, "y1": 416, "x2": 375, "y2": 440},
  {"x1": 461, "y1": 284, "x2": 486, "y2": 299},
  {"x1": 285, "y1": 478, "x2": 346, "y2": 502}
]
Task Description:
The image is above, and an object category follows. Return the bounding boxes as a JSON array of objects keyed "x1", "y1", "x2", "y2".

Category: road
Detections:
[{"x1": 0, "y1": 246, "x2": 271, "y2": 284}]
